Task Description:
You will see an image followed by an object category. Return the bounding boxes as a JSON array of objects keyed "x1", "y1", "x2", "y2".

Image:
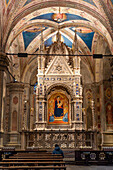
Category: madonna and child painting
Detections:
[{"x1": 48, "y1": 93, "x2": 69, "y2": 124}]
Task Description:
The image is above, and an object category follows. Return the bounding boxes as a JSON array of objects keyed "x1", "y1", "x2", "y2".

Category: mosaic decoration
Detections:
[
  {"x1": 34, "y1": 82, "x2": 38, "y2": 94},
  {"x1": 48, "y1": 93, "x2": 69, "y2": 124}
]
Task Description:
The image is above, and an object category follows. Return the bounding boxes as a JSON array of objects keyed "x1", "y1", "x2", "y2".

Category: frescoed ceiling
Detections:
[
  {"x1": 82, "y1": 0, "x2": 96, "y2": 6},
  {"x1": 24, "y1": 0, "x2": 97, "y2": 7},
  {"x1": 4, "y1": 2, "x2": 112, "y2": 54},
  {"x1": 5, "y1": 0, "x2": 10, "y2": 5},
  {"x1": 1, "y1": 0, "x2": 113, "y2": 82},
  {"x1": 111, "y1": 0, "x2": 113, "y2": 4}
]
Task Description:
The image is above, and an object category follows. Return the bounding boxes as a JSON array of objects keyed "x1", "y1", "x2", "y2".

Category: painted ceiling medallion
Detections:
[
  {"x1": 52, "y1": 7, "x2": 66, "y2": 22},
  {"x1": 52, "y1": 13, "x2": 67, "y2": 22}
]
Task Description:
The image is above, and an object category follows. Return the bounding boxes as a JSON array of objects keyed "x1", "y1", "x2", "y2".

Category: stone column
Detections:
[
  {"x1": 7, "y1": 82, "x2": 24, "y2": 149},
  {"x1": 21, "y1": 130, "x2": 27, "y2": 150},
  {"x1": 72, "y1": 74, "x2": 83, "y2": 130},
  {"x1": 100, "y1": 83, "x2": 106, "y2": 148},
  {"x1": 35, "y1": 85, "x2": 46, "y2": 130},
  {"x1": 0, "y1": 52, "x2": 9, "y2": 147},
  {"x1": 24, "y1": 83, "x2": 30, "y2": 130},
  {"x1": 35, "y1": 53, "x2": 46, "y2": 130}
]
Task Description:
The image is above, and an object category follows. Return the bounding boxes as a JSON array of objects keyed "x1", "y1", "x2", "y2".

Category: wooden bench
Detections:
[
  {"x1": 0, "y1": 161, "x2": 65, "y2": 166},
  {"x1": 15, "y1": 152, "x2": 49, "y2": 154},
  {"x1": 9, "y1": 155, "x2": 62, "y2": 158},
  {"x1": 15, "y1": 153, "x2": 51, "y2": 156},
  {"x1": 3, "y1": 158, "x2": 63, "y2": 162},
  {"x1": 1, "y1": 151, "x2": 66, "y2": 169},
  {"x1": 9, "y1": 154, "x2": 63, "y2": 159},
  {"x1": 0, "y1": 165, "x2": 66, "y2": 169}
]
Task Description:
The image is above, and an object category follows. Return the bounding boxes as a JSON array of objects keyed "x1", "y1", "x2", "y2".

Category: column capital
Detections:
[
  {"x1": 7, "y1": 82, "x2": 24, "y2": 93},
  {"x1": 0, "y1": 52, "x2": 9, "y2": 71},
  {"x1": 24, "y1": 83, "x2": 30, "y2": 88}
]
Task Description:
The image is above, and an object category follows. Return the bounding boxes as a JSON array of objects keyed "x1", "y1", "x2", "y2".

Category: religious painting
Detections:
[
  {"x1": 106, "y1": 103, "x2": 113, "y2": 125},
  {"x1": 48, "y1": 93, "x2": 69, "y2": 124}
]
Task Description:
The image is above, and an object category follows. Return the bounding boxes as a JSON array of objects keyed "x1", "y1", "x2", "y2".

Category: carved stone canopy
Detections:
[{"x1": 45, "y1": 32, "x2": 73, "y2": 68}]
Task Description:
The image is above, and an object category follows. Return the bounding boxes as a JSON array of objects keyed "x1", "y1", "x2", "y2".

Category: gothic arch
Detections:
[
  {"x1": 46, "y1": 83, "x2": 73, "y2": 99},
  {"x1": 21, "y1": 56, "x2": 38, "y2": 83},
  {"x1": 4, "y1": 1, "x2": 113, "y2": 54}
]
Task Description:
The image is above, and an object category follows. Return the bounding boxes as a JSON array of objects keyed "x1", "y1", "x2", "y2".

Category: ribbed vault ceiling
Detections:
[{"x1": 1, "y1": 0, "x2": 113, "y2": 82}]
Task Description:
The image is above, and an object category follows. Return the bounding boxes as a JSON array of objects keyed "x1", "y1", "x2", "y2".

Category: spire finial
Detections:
[
  {"x1": 40, "y1": 30, "x2": 44, "y2": 53},
  {"x1": 56, "y1": 28, "x2": 61, "y2": 42},
  {"x1": 72, "y1": 29, "x2": 78, "y2": 54}
]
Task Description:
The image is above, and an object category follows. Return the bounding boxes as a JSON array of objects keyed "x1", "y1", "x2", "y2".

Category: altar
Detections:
[{"x1": 25, "y1": 31, "x2": 97, "y2": 149}]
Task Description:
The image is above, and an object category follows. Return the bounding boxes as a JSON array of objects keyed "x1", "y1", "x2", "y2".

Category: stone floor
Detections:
[{"x1": 66, "y1": 165, "x2": 113, "y2": 170}]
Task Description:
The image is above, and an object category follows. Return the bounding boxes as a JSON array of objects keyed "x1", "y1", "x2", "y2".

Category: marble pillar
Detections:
[
  {"x1": 0, "y1": 52, "x2": 9, "y2": 148},
  {"x1": 72, "y1": 56, "x2": 83, "y2": 130},
  {"x1": 7, "y1": 82, "x2": 24, "y2": 149},
  {"x1": 35, "y1": 54, "x2": 46, "y2": 130},
  {"x1": 24, "y1": 83, "x2": 30, "y2": 131}
]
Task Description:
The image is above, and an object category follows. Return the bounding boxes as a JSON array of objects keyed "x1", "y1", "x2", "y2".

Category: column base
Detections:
[
  {"x1": 0, "y1": 132, "x2": 4, "y2": 149},
  {"x1": 34, "y1": 122, "x2": 46, "y2": 130},
  {"x1": 72, "y1": 121, "x2": 84, "y2": 130},
  {"x1": 101, "y1": 131, "x2": 113, "y2": 149},
  {"x1": 7, "y1": 132, "x2": 21, "y2": 149}
]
